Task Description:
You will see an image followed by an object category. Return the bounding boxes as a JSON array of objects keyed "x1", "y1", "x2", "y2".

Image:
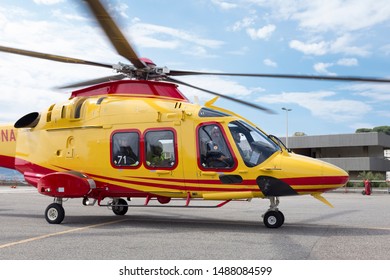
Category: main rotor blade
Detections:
[
  {"x1": 166, "y1": 77, "x2": 275, "y2": 114},
  {"x1": 169, "y1": 70, "x2": 390, "y2": 83},
  {"x1": 0, "y1": 45, "x2": 112, "y2": 68},
  {"x1": 57, "y1": 74, "x2": 126, "y2": 89},
  {"x1": 83, "y1": 0, "x2": 146, "y2": 69}
]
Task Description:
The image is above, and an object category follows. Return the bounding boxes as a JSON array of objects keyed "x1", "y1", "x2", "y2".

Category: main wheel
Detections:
[
  {"x1": 112, "y1": 198, "x2": 128, "y2": 215},
  {"x1": 45, "y1": 203, "x2": 65, "y2": 224},
  {"x1": 263, "y1": 210, "x2": 284, "y2": 228}
]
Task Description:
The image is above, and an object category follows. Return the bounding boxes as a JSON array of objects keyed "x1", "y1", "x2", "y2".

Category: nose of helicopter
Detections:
[
  {"x1": 283, "y1": 153, "x2": 349, "y2": 193},
  {"x1": 257, "y1": 153, "x2": 349, "y2": 197}
]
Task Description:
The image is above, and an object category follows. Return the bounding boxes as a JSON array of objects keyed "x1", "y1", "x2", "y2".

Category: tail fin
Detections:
[{"x1": 0, "y1": 125, "x2": 17, "y2": 170}]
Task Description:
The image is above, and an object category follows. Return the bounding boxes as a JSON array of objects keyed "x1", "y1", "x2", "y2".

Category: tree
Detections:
[
  {"x1": 355, "y1": 126, "x2": 390, "y2": 135},
  {"x1": 357, "y1": 171, "x2": 387, "y2": 188},
  {"x1": 355, "y1": 128, "x2": 372, "y2": 133},
  {"x1": 373, "y1": 126, "x2": 390, "y2": 135}
]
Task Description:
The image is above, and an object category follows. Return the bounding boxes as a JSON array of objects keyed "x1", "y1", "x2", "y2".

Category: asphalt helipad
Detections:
[{"x1": 1, "y1": 186, "x2": 389, "y2": 259}]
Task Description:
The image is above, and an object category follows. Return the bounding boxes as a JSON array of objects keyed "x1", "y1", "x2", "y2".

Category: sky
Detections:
[{"x1": 1, "y1": 0, "x2": 390, "y2": 137}]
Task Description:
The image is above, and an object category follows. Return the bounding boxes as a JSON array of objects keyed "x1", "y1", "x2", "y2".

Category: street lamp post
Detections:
[{"x1": 282, "y1": 107, "x2": 292, "y2": 148}]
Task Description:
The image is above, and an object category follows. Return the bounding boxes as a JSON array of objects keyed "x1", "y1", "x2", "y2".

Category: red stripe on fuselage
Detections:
[
  {"x1": 0, "y1": 155, "x2": 15, "y2": 169},
  {"x1": 281, "y1": 176, "x2": 349, "y2": 186}
]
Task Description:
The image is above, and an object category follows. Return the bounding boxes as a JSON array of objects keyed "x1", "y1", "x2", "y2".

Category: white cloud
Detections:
[
  {"x1": 250, "y1": 0, "x2": 390, "y2": 34},
  {"x1": 228, "y1": 16, "x2": 256, "y2": 32},
  {"x1": 178, "y1": 76, "x2": 266, "y2": 106},
  {"x1": 0, "y1": 6, "x2": 120, "y2": 123},
  {"x1": 329, "y1": 34, "x2": 370, "y2": 56},
  {"x1": 263, "y1": 58, "x2": 277, "y2": 67},
  {"x1": 289, "y1": 40, "x2": 328, "y2": 56},
  {"x1": 313, "y1": 58, "x2": 358, "y2": 75},
  {"x1": 344, "y1": 83, "x2": 390, "y2": 102},
  {"x1": 183, "y1": 46, "x2": 217, "y2": 58},
  {"x1": 313, "y1": 62, "x2": 336, "y2": 76},
  {"x1": 212, "y1": 0, "x2": 238, "y2": 10},
  {"x1": 349, "y1": 122, "x2": 375, "y2": 131},
  {"x1": 289, "y1": 34, "x2": 369, "y2": 56},
  {"x1": 256, "y1": 91, "x2": 371, "y2": 122},
  {"x1": 33, "y1": 0, "x2": 64, "y2": 4},
  {"x1": 129, "y1": 21, "x2": 224, "y2": 53},
  {"x1": 108, "y1": 2, "x2": 129, "y2": 19},
  {"x1": 291, "y1": 0, "x2": 390, "y2": 33},
  {"x1": 336, "y1": 58, "x2": 358, "y2": 66},
  {"x1": 247, "y1": 24, "x2": 276, "y2": 40}
]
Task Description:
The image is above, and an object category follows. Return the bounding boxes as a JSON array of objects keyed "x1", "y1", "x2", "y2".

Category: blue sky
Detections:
[{"x1": 1, "y1": 0, "x2": 390, "y2": 136}]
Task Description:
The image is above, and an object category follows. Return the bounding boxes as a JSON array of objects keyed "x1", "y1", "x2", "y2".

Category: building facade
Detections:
[{"x1": 280, "y1": 132, "x2": 390, "y2": 180}]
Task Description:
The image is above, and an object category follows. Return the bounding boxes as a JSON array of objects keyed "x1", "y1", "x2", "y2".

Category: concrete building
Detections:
[{"x1": 280, "y1": 132, "x2": 390, "y2": 180}]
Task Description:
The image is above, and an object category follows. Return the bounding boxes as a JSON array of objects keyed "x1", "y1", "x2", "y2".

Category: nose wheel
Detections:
[{"x1": 263, "y1": 197, "x2": 285, "y2": 228}]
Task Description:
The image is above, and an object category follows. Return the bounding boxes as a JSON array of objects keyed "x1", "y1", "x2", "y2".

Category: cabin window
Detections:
[
  {"x1": 111, "y1": 131, "x2": 140, "y2": 167},
  {"x1": 197, "y1": 124, "x2": 235, "y2": 169},
  {"x1": 145, "y1": 130, "x2": 176, "y2": 168}
]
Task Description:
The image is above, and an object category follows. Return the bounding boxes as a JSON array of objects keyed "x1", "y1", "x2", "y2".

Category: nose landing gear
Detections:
[{"x1": 262, "y1": 196, "x2": 284, "y2": 228}]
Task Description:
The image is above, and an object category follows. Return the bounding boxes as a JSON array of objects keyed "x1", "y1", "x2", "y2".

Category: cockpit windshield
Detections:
[{"x1": 228, "y1": 120, "x2": 280, "y2": 167}]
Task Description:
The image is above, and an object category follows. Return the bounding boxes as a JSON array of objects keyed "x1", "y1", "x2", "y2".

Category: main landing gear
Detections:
[
  {"x1": 262, "y1": 196, "x2": 285, "y2": 228},
  {"x1": 111, "y1": 198, "x2": 129, "y2": 216},
  {"x1": 44, "y1": 197, "x2": 130, "y2": 224},
  {"x1": 45, "y1": 198, "x2": 65, "y2": 224}
]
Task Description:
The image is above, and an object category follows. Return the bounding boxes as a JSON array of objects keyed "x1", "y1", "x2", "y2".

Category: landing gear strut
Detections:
[
  {"x1": 263, "y1": 196, "x2": 284, "y2": 228},
  {"x1": 45, "y1": 198, "x2": 65, "y2": 224}
]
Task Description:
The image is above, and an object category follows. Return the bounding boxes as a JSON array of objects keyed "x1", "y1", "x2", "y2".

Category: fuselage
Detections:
[{"x1": 0, "y1": 80, "x2": 348, "y2": 202}]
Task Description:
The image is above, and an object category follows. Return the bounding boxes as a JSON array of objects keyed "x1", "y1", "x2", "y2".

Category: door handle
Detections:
[
  {"x1": 156, "y1": 170, "x2": 171, "y2": 175},
  {"x1": 201, "y1": 171, "x2": 217, "y2": 176}
]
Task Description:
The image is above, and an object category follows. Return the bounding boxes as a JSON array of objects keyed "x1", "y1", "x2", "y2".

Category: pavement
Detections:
[{"x1": 1, "y1": 186, "x2": 390, "y2": 260}]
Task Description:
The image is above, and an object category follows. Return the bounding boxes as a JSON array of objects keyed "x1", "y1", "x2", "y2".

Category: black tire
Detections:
[
  {"x1": 45, "y1": 203, "x2": 65, "y2": 224},
  {"x1": 263, "y1": 210, "x2": 284, "y2": 228},
  {"x1": 112, "y1": 198, "x2": 128, "y2": 215},
  {"x1": 279, "y1": 211, "x2": 285, "y2": 225}
]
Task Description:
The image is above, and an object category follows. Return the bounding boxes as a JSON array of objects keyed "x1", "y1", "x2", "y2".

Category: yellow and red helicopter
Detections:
[{"x1": 2, "y1": 0, "x2": 388, "y2": 228}]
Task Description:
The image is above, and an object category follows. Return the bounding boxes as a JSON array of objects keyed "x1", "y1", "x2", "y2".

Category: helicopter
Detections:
[{"x1": 3, "y1": 0, "x2": 389, "y2": 228}]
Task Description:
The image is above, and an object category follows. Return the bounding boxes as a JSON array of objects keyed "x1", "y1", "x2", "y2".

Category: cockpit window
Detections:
[
  {"x1": 228, "y1": 120, "x2": 280, "y2": 167},
  {"x1": 198, "y1": 107, "x2": 230, "y2": 117}
]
